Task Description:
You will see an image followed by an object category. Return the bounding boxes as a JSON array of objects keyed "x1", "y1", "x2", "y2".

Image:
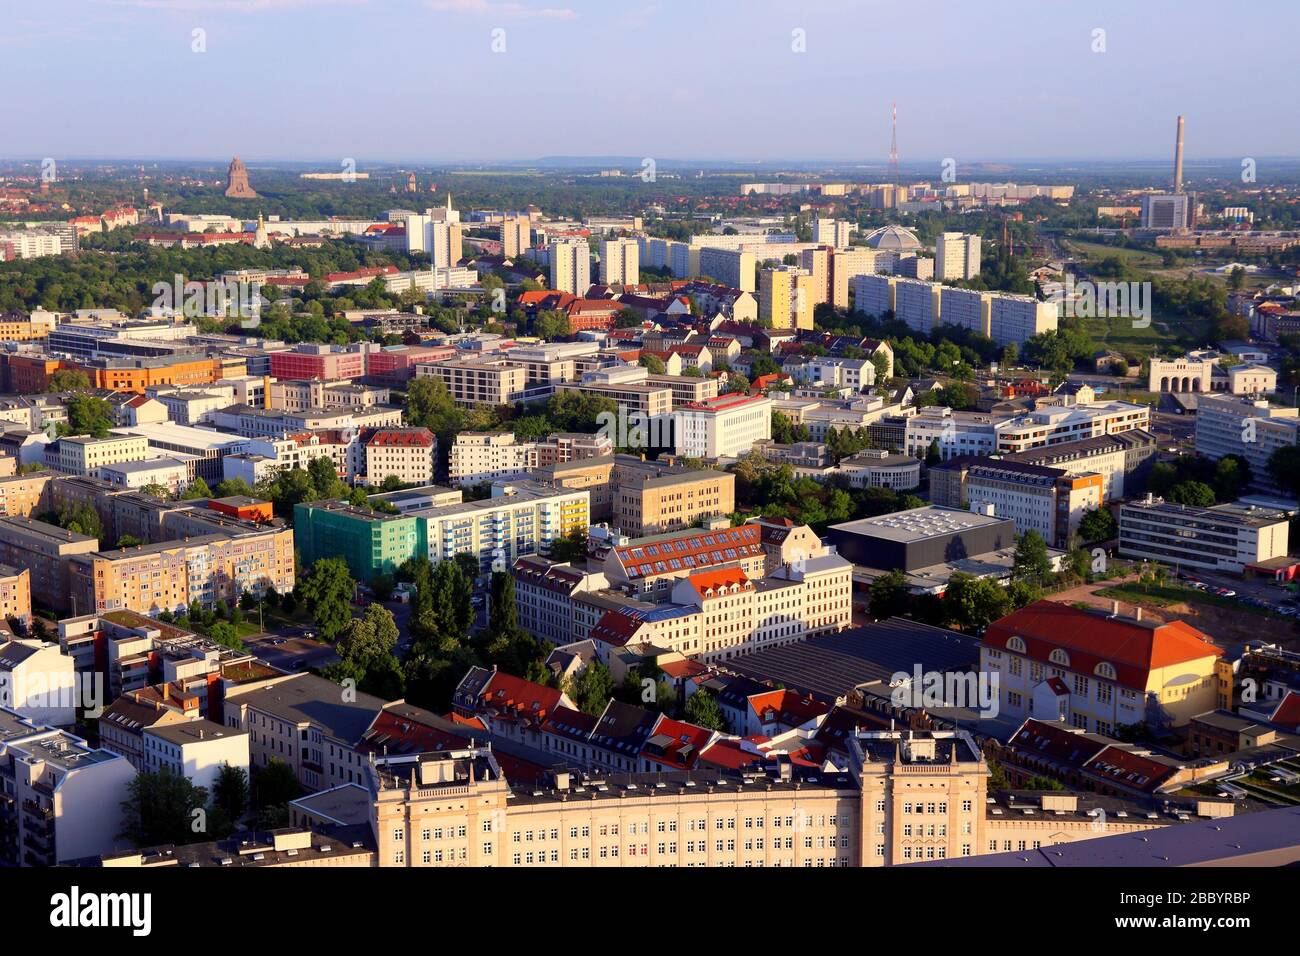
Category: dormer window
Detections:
[
  {"x1": 1049, "y1": 649, "x2": 1070, "y2": 667},
  {"x1": 1095, "y1": 662, "x2": 1116, "y2": 680},
  {"x1": 1007, "y1": 636, "x2": 1026, "y2": 654}
]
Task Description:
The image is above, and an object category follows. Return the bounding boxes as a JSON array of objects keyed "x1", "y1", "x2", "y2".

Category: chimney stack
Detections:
[{"x1": 1173, "y1": 115, "x2": 1185, "y2": 194}]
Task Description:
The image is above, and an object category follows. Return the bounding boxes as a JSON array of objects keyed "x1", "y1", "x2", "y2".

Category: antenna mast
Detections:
[{"x1": 889, "y1": 103, "x2": 899, "y2": 187}]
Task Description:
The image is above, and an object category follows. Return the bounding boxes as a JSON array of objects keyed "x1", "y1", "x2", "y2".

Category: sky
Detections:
[{"x1": 4, "y1": 0, "x2": 1299, "y2": 164}]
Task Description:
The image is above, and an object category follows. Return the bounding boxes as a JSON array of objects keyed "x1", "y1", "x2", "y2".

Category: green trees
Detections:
[
  {"x1": 771, "y1": 411, "x2": 810, "y2": 445},
  {"x1": 1078, "y1": 507, "x2": 1117, "y2": 544},
  {"x1": 1267, "y1": 445, "x2": 1300, "y2": 499},
  {"x1": 474, "y1": 571, "x2": 536, "y2": 678},
  {"x1": 326, "y1": 602, "x2": 404, "y2": 699},
  {"x1": 1012, "y1": 530, "x2": 1053, "y2": 585},
  {"x1": 57, "y1": 502, "x2": 102, "y2": 540},
  {"x1": 180, "y1": 477, "x2": 213, "y2": 500},
  {"x1": 533, "y1": 309, "x2": 571, "y2": 341},
  {"x1": 307, "y1": 456, "x2": 346, "y2": 500},
  {"x1": 119, "y1": 769, "x2": 209, "y2": 848},
  {"x1": 943, "y1": 572, "x2": 1010, "y2": 632},
  {"x1": 684, "y1": 687, "x2": 729, "y2": 732},
  {"x1": 251, "y1": 759, "x2": 302, "y2": 829},
  {"x1": 639, "y1": 353, "x2": 666, "y2": 374},
  {"x1": 300, "y1": 556, "x2": 356, "y2": 643},
  {"x1": 573, "y1": 659, "x2": 617, "y2": 715},
  {"x1": 214, "y1": 477, "x2": 255, "y2": 499},
  {"x1": 47, "y1": 369, "x2": 91, "y2": 392},
  {"x1": 868, "y1": 569, "x2": 910, "y2": 620},
  {"x1": 1165, "y1": 480, "x2": 1216, "y2": 508},
  {"x1": 925, "y1": 439, "x2": 943, "y2": 467},
  {"x1": 62, "y1": 393, "x2": 114, "y2": 438},
  {"x1": 212, "y1": 764, "x2": 249, "y2": 825},
  {"x1": 206, "y1": 621, "x2": 242, "y2": 650}
]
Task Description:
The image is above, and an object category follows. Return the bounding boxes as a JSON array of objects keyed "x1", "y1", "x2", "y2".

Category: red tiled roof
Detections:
[
  {"x1": 589, "y1": 610, "x2": 643, "y2": 648},
  {"x1": 683, "y1": 566, "x2": 752, "y2": 598},
  {"x1": 1269, "y1": 691, "x2": 1300, "y2": 731},
  {"x1": 475, "y1": 671, "x2": 565, "y2": 724},
  {"x1": 612, "y1": 524, "x2": 763, "y2": 580},
  {"x1": 983, "y1": 601, "x2": 1220, "y2": 691},
  {"x1": 1080, "y1": 745, "x2": 1177, "y2": 793},
  {"x1": 696, "y1": 737, "x2": 763, "y2": 770},
  {"x1": 567, "y1": 298, "x2": 622, "y2": 315},
  {"x1": 640, "y1": 716, "x2": 714, "y2": 770},
  {"x1": 365, "y1": 427, "x2": 435, "y2": 447}
]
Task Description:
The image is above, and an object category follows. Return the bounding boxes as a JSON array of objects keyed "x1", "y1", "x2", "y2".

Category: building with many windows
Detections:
[
  {"x1": 674, "y1": 394, "x2": 772, "y2": 459},
  {"x1": 0, "y1": 708, "x2": 136, "y2": 866},
  {"x1": 449, "y1": 432, "x2": 538, "y2": 487},
  {"x1": 611, "y1": 457, "x2": 735, "y2": 538},
  {"x1": 981, "y1": 600, "x2": 1222, "y2": 733},
  {"x1": 1195, "y1": 394, "x2": 1299, "y2": 493},
  {"x1": 415, "y1": 480, "x2": 590, "y2": 577},
  {"x1": 1117, "y1": 497, "x2": 1290, "y2": 573},
  {"x1": 294, "y1": 501, "x2": 423, "y2": 582}
]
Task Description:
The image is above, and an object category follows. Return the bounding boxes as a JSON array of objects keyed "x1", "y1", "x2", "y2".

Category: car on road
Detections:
[
  {"x1": 270, "y1": 638, "x2": 286, "y2": 645},
  {"x1": 1215, "y1": 588, "x2": 1236, "y2": 598}
]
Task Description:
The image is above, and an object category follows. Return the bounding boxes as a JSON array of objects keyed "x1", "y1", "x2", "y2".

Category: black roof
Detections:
[{"x1": 718, "y1": 618, "x2": 982, "y2": 702}]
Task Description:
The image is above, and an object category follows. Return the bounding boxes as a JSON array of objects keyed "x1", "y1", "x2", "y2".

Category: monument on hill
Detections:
[{"x1": 225, "y1": 156, "x2": 258, "y2": 199}]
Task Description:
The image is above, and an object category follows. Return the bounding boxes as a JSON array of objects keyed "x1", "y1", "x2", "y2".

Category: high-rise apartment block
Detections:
[
  {"x1": 759, "y1": 267, "x2": 814, "y2": 330},
  {"x1": 934, "y1": 232, "x2": 981, "y2": 280},
  {"x1": 550, "y1": 238, "x2": 591, "y2": 296},
  {"x1": 599, "y1": 237, "x2": 639, "y2": 286}
]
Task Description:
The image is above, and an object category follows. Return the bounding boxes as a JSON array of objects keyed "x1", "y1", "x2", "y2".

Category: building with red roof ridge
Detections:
[{"x1": 981, "y1": 600, "x2": 1223, "y2": 732}]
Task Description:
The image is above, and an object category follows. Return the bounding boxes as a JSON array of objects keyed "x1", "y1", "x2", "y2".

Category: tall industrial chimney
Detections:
[{"x1": 1173, "y1": 115, "x2": 1185, "y2": 194}]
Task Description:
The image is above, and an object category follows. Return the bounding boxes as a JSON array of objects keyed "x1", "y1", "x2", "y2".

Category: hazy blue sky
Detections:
[{"x1": 5, "y1": 0, "x2": 1298, "y2": 163}]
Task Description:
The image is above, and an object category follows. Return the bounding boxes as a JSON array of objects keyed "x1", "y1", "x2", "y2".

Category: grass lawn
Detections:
[
  {"x1": 1095, "y1": 582, "x2": 1280, "y2": 618},
  {"x1": 1063, "y1": 238, "x2": 1165, "y2": 270},
  {"x1": 186, "y1": 618, "x2": 266, "y2": 640}
]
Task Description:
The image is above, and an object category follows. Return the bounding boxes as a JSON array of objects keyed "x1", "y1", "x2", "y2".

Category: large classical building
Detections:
[
  {"x1": 363, "y1": 724, "x2": 1172, "y2": 869},
  {"x1": 981, "y1": 600, "x2": 1222, "y2": 734}
]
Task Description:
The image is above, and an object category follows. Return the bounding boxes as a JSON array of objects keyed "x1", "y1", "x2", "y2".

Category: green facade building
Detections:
[{"x1": 294, "y1": 500, "x2": 424, "y2": 582}]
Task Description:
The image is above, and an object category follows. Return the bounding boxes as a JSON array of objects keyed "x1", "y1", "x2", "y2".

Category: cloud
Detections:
[{"x1": 426, "y1": 0, "x2": 577, "y2": 20}]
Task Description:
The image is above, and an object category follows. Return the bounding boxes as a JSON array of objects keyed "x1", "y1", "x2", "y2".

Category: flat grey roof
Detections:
[
  {"x1": 831, "y1": 505, "x2": 1007, "y2": 543},
  {"x1": 918, "y1": 805, "x2": 1300, "y2": 867}
]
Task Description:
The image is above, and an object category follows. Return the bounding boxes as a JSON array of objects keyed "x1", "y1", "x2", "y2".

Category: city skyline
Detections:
[{"x1": 6, "y1": 0, "x2": 1300, "y2": 163}]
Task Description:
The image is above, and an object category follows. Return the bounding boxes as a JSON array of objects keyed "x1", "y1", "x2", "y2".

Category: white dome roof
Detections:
[{"x1": 863, "y1": 224, "x2": 923, "y2": 252}]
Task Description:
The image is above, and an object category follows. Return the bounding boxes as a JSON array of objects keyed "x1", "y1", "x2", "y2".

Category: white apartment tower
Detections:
[
  {"x1": 501, "y1": 215, "x2": 531, "y2": 259},
  {"x1": 550, "y1": 238, "x2": 591, "y2": 296},
  {"x1": 934, "y1": 232, "x2": 981, "y2": 281},
  {"x1": 600, "y1": 237, "x2": 640, "y2": 286},
  {"x1": 814, "y1": 218, "x2": 853, "y2": 249},
  {"x1": 405, "y1": 215, "x2": 463, "y2": 270}
]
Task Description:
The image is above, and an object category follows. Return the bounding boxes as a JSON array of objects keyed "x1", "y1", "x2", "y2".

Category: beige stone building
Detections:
[
  {"x1": 416, "y1": 358, "x2": 527, "y2": 406},
  {"x1": 533, "y1": 456, "x2": 616, "y2": 523},
  {"x1": 363, "y1": 727, "x2": 1174, "y2": 869},
  {"x1": 611, "y1": 457, "x2": 735, "y2": 537}
]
